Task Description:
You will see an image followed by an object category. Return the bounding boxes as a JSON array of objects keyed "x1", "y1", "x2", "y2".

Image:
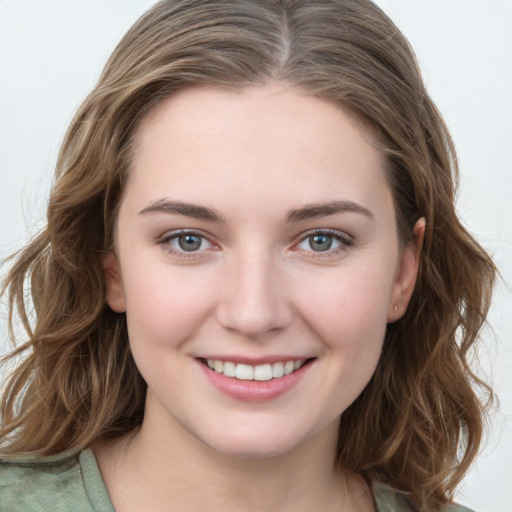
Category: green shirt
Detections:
[{"x1": 0, "y1": 449, "x2": 474, "y2": 511}]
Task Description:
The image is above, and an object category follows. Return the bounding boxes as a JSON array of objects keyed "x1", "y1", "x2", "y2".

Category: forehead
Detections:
[{"x1": 126, "y1": 85, "x2": 391, "y2": 218}]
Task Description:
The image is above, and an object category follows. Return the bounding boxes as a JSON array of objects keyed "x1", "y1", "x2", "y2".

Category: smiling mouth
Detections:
[{"x1": 200, "y1": 358, "x2": 313, "y2": 381}]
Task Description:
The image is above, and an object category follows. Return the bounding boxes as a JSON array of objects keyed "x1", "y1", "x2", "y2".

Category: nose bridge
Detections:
[{"x1": 217, "y1": 245, "x2": 291, "y2": 337}]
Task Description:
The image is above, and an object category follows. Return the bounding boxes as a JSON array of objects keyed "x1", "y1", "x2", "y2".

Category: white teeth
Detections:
[
  {"x1": 223, "y1": 361, "x2": 236, "y2": 377},
  {"x1": 205, "y1": 359, "x2": 306, "y2": 381},
  {"x1": 284, "y1": 361, "x2": 295, "y2": 375},
  {"x1": 235, "y1": 363, "x2": 254, "y2": 380},
  {"x1": 254, "y1": 364, "x2": 272, "y2": 381},
  {"x1": 272, "y1": 362, "x2": 284, "y2": 378}
]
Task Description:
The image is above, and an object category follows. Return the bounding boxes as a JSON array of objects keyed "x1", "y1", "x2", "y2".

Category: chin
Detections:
[
  {"x1": 206, "y1": 438, "x2": 300, "y2": 460},
  {"x1": 195, "y1": 418, "x2": 333, "y2": 461}
]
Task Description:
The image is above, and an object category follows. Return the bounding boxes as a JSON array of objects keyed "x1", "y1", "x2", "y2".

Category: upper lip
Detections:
[{"x1": 197, "y1": 355, "x2": 315, "y2": 365}]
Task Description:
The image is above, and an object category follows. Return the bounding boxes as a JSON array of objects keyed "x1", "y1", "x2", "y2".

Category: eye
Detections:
[
  {"x1": 160, "y1": 231, "x2": 215, "y2": 254},
  {"x1": 305, "y1": 234, "x2": 336, "y2": 252},
  {"x1": 295, "y1": 230, "x2": 352, "y2": 254}
]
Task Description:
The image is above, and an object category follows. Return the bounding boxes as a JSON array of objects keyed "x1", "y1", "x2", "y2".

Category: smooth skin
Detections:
[{"x1": 95, "y1": 85, "x2": 424, "y2": 512}]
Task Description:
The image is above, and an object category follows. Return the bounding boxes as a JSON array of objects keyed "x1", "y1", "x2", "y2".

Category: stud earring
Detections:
[{"x1": 394, "y1": 305, "x2": 398, "y2": 312}]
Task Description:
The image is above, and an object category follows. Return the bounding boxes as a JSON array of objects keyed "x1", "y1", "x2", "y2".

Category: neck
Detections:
[{"x1": 93, "y1": 396, "x2": 373, "y2": 512}]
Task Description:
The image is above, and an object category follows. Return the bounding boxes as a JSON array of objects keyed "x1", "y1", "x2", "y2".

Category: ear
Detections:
[
  {"x1": 387, "y1": 218, "x2": 425, "y2": 323},
  {"x1": 102, "y1": 252, "x2": 126, "y2": 313}
]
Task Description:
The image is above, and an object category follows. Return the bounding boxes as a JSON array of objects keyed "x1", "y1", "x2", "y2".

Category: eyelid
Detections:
[
  {"x1": 155, "y1": 228, "x2": 353, "y2": 259},
  {"x1": 157, "y1": 229, "x2": 218, "y2": 256},
  {"x1": 293, "y1": 229, "x2": 353, "y2": 256}
]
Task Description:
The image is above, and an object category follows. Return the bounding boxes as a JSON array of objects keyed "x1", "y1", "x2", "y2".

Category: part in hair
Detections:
[{"x1": 1, "y1": 1, "x2": 496, "y2": 510}]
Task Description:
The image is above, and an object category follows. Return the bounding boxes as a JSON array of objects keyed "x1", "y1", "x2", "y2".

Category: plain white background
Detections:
[{"x1": 0, "y1": 1, "x2": 510, "y2": 510}]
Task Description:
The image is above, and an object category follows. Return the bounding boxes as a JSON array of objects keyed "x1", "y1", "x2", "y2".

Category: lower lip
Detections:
[{"x1": 198, "y1": 360, "x2": 313, "y2": 402}]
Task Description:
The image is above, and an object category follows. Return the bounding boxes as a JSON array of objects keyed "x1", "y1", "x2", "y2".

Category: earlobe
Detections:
[
  {"x1": 102, "y1": 252, "x2": 126, "y2": 313},
  {"x1": 387, "y1": 218, "x2": 425, "y2": 323}
]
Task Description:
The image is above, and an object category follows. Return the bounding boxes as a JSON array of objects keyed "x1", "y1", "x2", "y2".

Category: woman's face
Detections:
[{"x1": 105, "y1": 85, "x2": 420, "y2": 458}]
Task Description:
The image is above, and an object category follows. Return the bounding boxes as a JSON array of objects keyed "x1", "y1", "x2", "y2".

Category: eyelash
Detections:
[
  {"x1": 294, "y1": 229, "x2": 353, "y2": 258},
  {"x1": 157, "y1": 229, "x2": 353, "y2": 258},
  {"x1": 157, "y1": 230, "x2": 216, "y2": 258}
]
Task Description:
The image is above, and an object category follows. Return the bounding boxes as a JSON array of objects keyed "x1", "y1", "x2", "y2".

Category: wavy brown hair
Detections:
[{"x1": 1, "y1": 1, "x2": 495, "y2": 509}]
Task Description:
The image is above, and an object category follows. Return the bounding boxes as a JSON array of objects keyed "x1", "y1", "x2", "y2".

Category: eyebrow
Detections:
[
  {"x1": 285, "y1": 200, "x2": 374, "y2": 223},
  {"x1": 139, "y1": 199, "x2": 373, "y2": 223},
  {"x1": 139, "y1": 199, "x2": 224, "y2": 222}
]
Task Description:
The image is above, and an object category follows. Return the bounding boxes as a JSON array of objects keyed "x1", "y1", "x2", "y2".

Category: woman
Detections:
[{"x1": 0, "y1": 1, "x2": 496, "y2": 510}]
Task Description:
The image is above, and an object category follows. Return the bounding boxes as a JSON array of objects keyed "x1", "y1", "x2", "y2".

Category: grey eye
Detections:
[
  {"x1": 162, "y1": 231, "x2": 214, "y2": 255},
  {"x1": 308, "y1": 234, "x2": 333, "y2": 252},
  {"x1": 296, "y1": 231, "x2": 347, "y2": 254},
  {"x1": 177, "y1": 234, "x2": 203, "y2": 251}
]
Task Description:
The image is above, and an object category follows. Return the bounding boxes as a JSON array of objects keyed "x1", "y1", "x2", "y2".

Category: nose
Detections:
[{"x1": 216, "y1": 250, "x2": 293, "y2": 338}]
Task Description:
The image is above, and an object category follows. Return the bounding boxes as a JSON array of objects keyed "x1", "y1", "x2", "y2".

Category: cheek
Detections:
[
  {"x1": 293, "y1": 260, "x2": 394, "y2": 371},
  {"x1": 298, "y1": 265, "x2": 393, "y2": 333},
  {"x1": 120, "y1": 256, "x2": 217, "y2": 351},
  {"x1": 290, "y1": 268, "x2": 391, "y2": 419}
]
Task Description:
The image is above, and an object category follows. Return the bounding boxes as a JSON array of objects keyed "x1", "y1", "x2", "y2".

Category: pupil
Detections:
[
  {"x1": 178, "y1": 234, "x2": 201, "y2": 251},
  {"x1": 310, "y1": 235, "x2": 332, "y2": 251}
]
